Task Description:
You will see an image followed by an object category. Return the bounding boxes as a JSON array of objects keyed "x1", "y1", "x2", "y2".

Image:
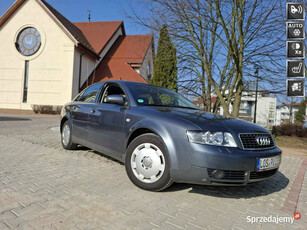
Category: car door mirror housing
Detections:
[{"x1": 106, "y1": 95, "x2": 125, "y2": 105}]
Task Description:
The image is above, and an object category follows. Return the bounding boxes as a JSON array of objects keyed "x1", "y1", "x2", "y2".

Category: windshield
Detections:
[{"x1": 126, "y1": 83, "x2": 199, "y2": 109}]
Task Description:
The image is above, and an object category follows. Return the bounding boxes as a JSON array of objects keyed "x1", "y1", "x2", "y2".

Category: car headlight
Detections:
[{"x1": 186, "y1": 131, "x2": 237, "y2": 147}]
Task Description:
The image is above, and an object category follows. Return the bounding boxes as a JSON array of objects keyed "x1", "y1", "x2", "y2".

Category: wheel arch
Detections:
[
  {"x1": 125, "y1": 122, "x2": 177, "y2": 169},
  {"x1": 126, "y1": 127, "x2": 157, "y2": 149},
  {"x1": 60, "y1": 116, "x2": 69, "y2": 133}
]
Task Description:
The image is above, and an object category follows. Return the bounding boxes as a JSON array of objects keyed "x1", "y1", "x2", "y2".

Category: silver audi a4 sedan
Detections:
[{"x1": 60, "y1": 81, "x2": 282, "y2": 191}]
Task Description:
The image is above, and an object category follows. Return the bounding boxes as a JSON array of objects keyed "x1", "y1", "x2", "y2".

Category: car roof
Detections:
[
  {"x1": 87, "y1": 80, "x2": 150, "y2": 89},
  {"x1": 105, "y1": 80, "x2": 147, "y2": 85},
  {"x1": 87, "y1": 80, "x2": 169, "y2": 92}
]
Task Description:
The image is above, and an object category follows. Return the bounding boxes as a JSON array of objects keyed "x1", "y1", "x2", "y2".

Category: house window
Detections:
[
  {"x1": 269, "y1": 111, "x2": 275, "y2": 119},
  {"x1": 23, "y1": 61, "x2": 29, "y2": 103},
  {"x1": 269, "y1": 102, "x2": 275, "y2": 109},
  {"x1": 240, "y1": 101, "x2": 247, "y2": 109},
  {"x1": 16, "y1": 27, "x2": 41, "y2": 56},
  {"x1": 147, "y1": 64, "x2": 151, "y2": 80}
]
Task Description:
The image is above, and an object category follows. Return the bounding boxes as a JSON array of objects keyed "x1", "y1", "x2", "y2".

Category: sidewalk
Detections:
[
  {"x1": 0, "y1": 109, "x2": 60, "y2": 117},
  {"x1": 0, "y1": 113, "x2": 306, "y2": 229}
]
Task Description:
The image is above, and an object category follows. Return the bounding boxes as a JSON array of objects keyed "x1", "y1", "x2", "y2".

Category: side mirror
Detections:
[{"x1": 106, "y1": 95, "x2": 125, "y2": 105}]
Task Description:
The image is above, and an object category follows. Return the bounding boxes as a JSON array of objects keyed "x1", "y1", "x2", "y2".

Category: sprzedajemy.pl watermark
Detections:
[{"x1": 247, "y1": 215, "x2": 297, "y2": 224}]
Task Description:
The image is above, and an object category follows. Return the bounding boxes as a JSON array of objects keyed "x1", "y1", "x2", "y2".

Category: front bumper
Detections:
[
  {"x1": 172, "y1": 166, "x2": 279, "y2": 186},
  {"x1": 170, "y1": 143, "x2": 282, "y2": 185}
]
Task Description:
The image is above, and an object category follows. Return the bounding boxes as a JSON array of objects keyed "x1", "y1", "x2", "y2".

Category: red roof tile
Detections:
[
  {"x1": 73, "y1": 21, "x2": 124, "y2": 54},
  {"x1": 110, "y1": 35, "x2": 153, "y2": 63},
  {"x1": 92, "y1": 59, "x2": 148, "y2": 83},
  {"x1": 84, "y1": 35, "x2": 153, "y2": 87}
]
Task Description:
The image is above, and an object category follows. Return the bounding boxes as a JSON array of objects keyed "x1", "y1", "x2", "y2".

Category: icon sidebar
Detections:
[{"x1": 287, "y1": 3, "x2": 306, "y2": 97}]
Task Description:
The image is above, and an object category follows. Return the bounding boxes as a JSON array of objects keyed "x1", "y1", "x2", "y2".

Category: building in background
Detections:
[
  {"x1": 235, "y1": 82, "x2": 276, "y2": 127},
  {"x1": 192, "y1": 81, "x2": 276, "y2": 127},
  {"x1": 276, "y1": 102, "x2": 307, "y2": 125},
  {"x1": 276, "y1": 104, "x2": 291, "y2": 125},
  {"x1": 0, "y1": 0, "x2": 154, "y2": 110}
]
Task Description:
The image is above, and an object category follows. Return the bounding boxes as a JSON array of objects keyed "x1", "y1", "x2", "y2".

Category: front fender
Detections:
[
  {"x1": 125, "y1": 118, "x2": 199, "y2": 176},
  {"x1": 126, "y1": 119, "x2": 175, "y2": 161},
  {"x1": 60, "y1": 105, "x2": 72, "y2": 132}
]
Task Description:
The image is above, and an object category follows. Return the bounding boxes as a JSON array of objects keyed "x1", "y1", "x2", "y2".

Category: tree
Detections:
[
  {"x1": 126, "y1": 0, "x2": 285, "y2": 117},
  {"x1": 295, "y1": 97, "x2": 307, "y2": 124},
  {"x1": 151, "y1": 24, "x2": 178, "y2": 91}
]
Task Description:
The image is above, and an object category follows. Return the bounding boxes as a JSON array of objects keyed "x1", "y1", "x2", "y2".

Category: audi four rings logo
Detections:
[{"x1": 256, "y1": 136, "x2": 271, "y2": 146}]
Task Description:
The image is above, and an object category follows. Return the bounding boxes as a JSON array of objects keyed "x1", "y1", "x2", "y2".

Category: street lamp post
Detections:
[{"x1": 253, "y1": 68, "x2": 259, "y2": 124}]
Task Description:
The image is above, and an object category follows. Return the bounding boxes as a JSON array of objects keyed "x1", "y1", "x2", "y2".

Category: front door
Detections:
[{"x1": 87, "y1": 83, "x2": 127, "y2": 160}]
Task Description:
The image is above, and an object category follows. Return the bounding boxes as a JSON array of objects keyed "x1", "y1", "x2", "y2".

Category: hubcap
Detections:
[
  {"x1": 131, "y1": 143, "x2": 165, "y2": 183},
  {"x1": 62, "y1": 124, "x2": 70, "y2": 146},
  {"x1": 142, "y1": 156, "x2": 153, "y2": 168}
]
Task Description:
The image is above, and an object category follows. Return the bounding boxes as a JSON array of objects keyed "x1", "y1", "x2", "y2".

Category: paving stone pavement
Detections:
[{"x1": 0, "y1": 113, "x2": 306, "y2": 229}]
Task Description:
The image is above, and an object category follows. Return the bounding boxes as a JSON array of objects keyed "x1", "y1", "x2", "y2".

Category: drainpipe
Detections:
[{"x1": 78, "y1": 53, "x2": 85, "y2": 93}]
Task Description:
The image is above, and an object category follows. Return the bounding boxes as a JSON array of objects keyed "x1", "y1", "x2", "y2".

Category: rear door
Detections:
[
  {"x1": 87, "y1": 83, "x2": 128, "y2": 159},
  {"x1": 71, "y1": 83, "x2": 103, "y2": 146}
]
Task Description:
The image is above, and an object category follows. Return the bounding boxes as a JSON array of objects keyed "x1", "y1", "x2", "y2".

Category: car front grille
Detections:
[
  {"x1": 249, "y1": 169, "x2": 278, "y2": 180},
  {"x1": 239, "y1": 133, "x2": 275, "y2": 150},
  {"x1": 207, "y1": 169, "x2": 246, "y2": 180}
]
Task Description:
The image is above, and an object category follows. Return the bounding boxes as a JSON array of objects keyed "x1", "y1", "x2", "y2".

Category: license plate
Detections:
[{"x1": 257, "y1": 155, "x2": 281, "y2": 171}]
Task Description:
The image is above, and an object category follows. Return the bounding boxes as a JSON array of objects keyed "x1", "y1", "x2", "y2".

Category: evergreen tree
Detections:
[
  {"x1": 151, "y1": 24, "x2": 177, "y2": 91},
  {"x1": 295, "y1": 97, "x2": 307, "y2": 123}
]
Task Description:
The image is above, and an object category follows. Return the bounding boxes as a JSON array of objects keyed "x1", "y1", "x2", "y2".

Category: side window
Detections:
[
  {"x1": 73, "y1": 89, "x2": 85, "y2": 101},
  {"x1": 79, "y1": 84, "x2": 101, "y2": 103},
  {"x1": 101, "y1": 85, "x2": 125, "y2": 103}
]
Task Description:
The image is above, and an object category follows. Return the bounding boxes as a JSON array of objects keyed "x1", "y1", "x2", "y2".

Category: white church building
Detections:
[{"x1": 0, "y1": 0, "x2": 154, "y2": 110}]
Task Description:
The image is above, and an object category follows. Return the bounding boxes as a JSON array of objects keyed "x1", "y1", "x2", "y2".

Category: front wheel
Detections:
[
  {"x1": 61, "y1": 120, "x2": 78, "y2": 150},
  {"x1": 125, "y1": 133, "x2": 173, "y2": 191}
]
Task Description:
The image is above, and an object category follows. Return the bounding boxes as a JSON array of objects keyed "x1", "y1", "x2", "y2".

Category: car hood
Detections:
[{"x1": 146, "y1": 106, "x2": 269, "y2": 134}]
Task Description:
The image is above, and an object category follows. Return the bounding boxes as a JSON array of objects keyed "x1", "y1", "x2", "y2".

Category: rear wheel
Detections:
[
  {"x1": 125, "y1": 133, "x2": 173, "y2": 191},
  {"x1": 61, "y1": 121, "x2": 78, "y2": 150}
]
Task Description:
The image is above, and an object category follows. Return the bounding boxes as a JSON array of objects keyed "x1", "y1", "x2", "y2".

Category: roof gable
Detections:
[
  {"x1": 110, "y1": 35, "x2": 153, "y2": 63},
  {"x1": 83, "y1": 35, "x2": 153, "y2": 87},
  {"x1": 73, "y1": 21, "x2": 124, "y2": 54}
]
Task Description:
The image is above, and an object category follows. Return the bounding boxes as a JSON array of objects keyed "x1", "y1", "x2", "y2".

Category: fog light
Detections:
[{"x1": 212, "y1": 170, "x2": 224, "y2": 179}]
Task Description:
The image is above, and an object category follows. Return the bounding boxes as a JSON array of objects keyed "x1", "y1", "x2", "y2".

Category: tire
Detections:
[
  {"x1": 125, "y1": 133, "x2": 173, "y2": 191},
  {"x1": 61, "y1": 120, "x2": 78, "y2": 150}
]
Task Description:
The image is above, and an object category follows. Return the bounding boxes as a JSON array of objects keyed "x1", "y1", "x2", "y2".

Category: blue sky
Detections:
[{"x1": 0, "y1": 0, "x2": 149, "y2": 35}]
